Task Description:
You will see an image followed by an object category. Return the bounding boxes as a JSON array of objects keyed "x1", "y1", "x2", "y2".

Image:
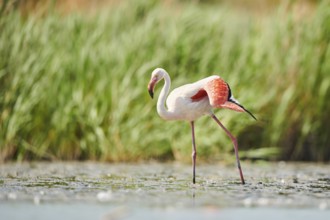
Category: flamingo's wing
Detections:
[
  {"x1": 191, "y1": 77, "x2": 244, "y2": 112},
  {"x1": 190, "y1": 76, "x2": 256, "y2": 119}
]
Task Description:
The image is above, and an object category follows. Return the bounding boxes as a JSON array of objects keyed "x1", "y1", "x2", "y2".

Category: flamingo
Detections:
[{"x1": 147, "y1": 68, "x2": 256, "y2": 185}]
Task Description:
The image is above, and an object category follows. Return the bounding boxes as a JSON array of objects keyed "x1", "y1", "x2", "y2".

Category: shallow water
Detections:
[{"x1": 0, "y1": 162, "x2": 329, "y2": 219}]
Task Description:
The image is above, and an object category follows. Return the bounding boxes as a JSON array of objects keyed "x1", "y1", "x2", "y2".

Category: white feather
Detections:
[{"x1": 153, "y1": 69, "x2": 220, "y2": 121}]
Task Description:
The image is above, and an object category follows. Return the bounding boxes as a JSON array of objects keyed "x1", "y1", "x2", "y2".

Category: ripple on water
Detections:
[{"x1": 0, "y1": 162, "x2": 329, "y2": 210}]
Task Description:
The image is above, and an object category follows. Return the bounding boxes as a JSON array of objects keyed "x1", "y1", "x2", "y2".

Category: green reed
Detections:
[{"x1": 0, "y1": 0, "x2": 329, "y2": 162}]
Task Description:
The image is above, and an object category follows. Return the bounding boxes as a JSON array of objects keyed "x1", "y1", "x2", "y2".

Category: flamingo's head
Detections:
[{"x1": 148, "y1": 68, "x2": 166, "y2": 99}]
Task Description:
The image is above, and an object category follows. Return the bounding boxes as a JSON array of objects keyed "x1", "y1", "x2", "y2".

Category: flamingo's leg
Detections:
[
  {"x1": 211, "y1": 114, "x2": 245, "y2": 184},
  {"x1": 190, "y1": 121, "x2": 197, "y2": 184}
]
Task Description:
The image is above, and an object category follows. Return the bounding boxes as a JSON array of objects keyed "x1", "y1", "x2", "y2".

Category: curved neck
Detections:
[{"x1": 157, "y1": 71, "x2": 177, "y2": 120}]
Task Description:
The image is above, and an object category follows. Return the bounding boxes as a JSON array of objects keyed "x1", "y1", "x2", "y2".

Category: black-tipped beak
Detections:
[
  {"x1": 148, "y1": 77, "x2": 157, "y2": 99},
  {"x1": 148, "y1": 89, "x2": 154, "y2": 99}
]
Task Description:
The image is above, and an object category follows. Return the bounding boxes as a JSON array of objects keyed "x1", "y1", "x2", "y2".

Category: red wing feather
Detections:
[
  {"x1": 204, "y1": 78, "x2": 229, "y2": 107},
  {"x1": 191, "y1": 89, "x2": 208, "y2": 102},
  {"x1": 190, "y1": 78, "x2": 229, "y2": 106},
  {"x1": 191, "y1": 76, "x2": 256, "y2": 119}
]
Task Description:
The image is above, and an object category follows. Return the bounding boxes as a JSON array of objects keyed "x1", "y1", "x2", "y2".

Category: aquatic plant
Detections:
[{"x1": 0, "y1": 0, "x2": 329, "y2": 161}]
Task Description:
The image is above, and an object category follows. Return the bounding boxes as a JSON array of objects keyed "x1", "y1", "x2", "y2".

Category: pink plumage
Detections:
[
  {"x1": 204, "y1": 78, "x2": 229, "y2": 107},
  {"x1": 191, "y1": 77, "x2": 229, "y2": 107}
]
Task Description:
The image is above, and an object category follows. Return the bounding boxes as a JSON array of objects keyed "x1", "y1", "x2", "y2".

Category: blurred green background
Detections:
[{"x1": 0, "y1": 0, "x2": 329, "y2": 162}]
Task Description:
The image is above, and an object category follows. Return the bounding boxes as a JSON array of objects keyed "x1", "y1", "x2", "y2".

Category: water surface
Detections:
[{"x1": 1, "y1": 162, "x2": 329, "y2": 219}]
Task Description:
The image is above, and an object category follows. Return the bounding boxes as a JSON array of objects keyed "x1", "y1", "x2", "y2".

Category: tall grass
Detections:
[{"x1": 0, "y1": 0, "x2": 329, "y2": 162}]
